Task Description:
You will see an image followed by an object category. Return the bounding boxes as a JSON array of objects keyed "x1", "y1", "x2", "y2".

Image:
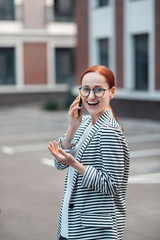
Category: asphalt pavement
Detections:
[{"x1": 0, "y1": 104, "x2": 160, "y2": 240}]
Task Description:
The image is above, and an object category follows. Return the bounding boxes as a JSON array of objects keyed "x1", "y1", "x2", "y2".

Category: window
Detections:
[
  {"x1": 98, "y1": 39, "x2": 109, "y2": 67},
  {"x1": 0, "y1": 0, "x2": 15, "y2": 20},
  {"x1": 55, "y1": 48, "x2": 75, "y2": 84},
  {"x1": 0, "y1": 47, "x2": 16, "y2": 85},
  {"x1": 97, "y1": 0, "x2": 109, "y2": 7},
  {"x1": 53, "y1": 0, "x2": 74, "y2": 22},
  {"x1": 133, "y1": 34, "x2": 148, "y2": 90}
]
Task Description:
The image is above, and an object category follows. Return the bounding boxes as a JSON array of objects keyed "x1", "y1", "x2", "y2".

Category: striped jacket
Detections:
[{"x1": 53, "y1": 109, "x2": 130, "y2": 240}]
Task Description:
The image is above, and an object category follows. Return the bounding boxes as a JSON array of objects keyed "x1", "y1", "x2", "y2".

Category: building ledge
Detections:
[
  {"x1": 0, "y1": 84, "x2": 69, "y2": 94},
  {"x1": 0, "y1": 21, "x2": 23, "y2": 33},
  {"x1": 46, "y1": 22, "x2": 77, "y2": 36},
  {"x1": 115, "y1": 89, "x2": 160, "y2": 102}
]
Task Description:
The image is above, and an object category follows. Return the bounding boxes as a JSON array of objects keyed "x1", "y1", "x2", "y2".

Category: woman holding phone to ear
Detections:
[{"x1": 48, "y1": 65, "x2": 130, "y2": 240}]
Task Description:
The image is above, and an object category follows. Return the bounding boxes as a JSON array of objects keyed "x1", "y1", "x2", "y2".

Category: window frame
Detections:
[
  {"x1": 97, "y1": 38, "x2": 109, "y2": 67},
  {"x1": 97, "y1": 0, "x2": 109, "y2": 7},
  {"x1": 133, "y1": 33, "x2": 149, "y2": 91},
  {"x1": 53, "y1": 0, "x2": 74, "y2": 22},
  {"x1": 0, "y1": 47, "x2": 16, "y2": 85},
  {"x1": 0, "y1": 0, "x2": 15, "y2": 21},
  {"x1": 54, "y1": 47, "x2": 75, "y2": 85}
]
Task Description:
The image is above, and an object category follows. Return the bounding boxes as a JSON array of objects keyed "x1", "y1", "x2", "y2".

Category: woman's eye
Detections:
[
  {"x1": 95, "y1": 88, "x2": 103, "y2": 92},
  {"x1": 83, "y1": 88, "x2": 90, "y2": 91}
]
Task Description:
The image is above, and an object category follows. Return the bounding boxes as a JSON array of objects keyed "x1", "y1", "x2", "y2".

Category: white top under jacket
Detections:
[{"x1": 61, "y1": 124, "x2": 93, "y2": 238}]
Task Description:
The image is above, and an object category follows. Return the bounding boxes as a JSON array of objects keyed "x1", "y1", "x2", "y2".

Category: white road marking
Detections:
[
  {"x1": 1, "y1": 143, "x2": 160, "y2": 158},
  {"x1": 1, "y1": 132, "x2": 160, "y2": 143},
  {"x1": 0, "y1": 131, "x2": 62, "y2": 142},
  {"x1": 2, "y1": 145, "x2": 160, "y2": 184},
  {"x1": 41, "y1": 158, "x2": 55, "y2": 167},
  {"x1": 1, "y1": 143, "x2": 160, "y2": 159},
  {"x1": 127, "y1": 133, "x2": 160, "y2": 143},
  {"x1": 1, "y1": 146, "x2": 15, "y2": 154},
  {"x1": 1, "y1": 143, "x2": 47, "y2": 154},
  {"x1": 128, "y1": 172, "x2": 160, "y2": 184},
  {"x1": 40, "y1": 159, "x2": 160, "y2": 184},
  {"x1": 130, "y1": 148, "x2": 160, "y2": 158}
]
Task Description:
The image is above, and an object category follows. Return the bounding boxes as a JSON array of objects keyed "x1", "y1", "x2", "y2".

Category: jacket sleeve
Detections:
[
  {"x1": 53, "y1": 115, "x2": 90, "y2": 170},
  {"x1": 53, "y1": 136, "x2": 77, "y2": 170},
  {"x1": 81, "y1": 127, "x2": 125, "y2": 195}
]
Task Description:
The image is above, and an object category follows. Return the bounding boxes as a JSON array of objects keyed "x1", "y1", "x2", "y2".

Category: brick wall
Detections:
[
  {"x1": 23, "y1": 43, "x2": 47, "y2": 85},
  {"x1": 155, "y1": 0, "x2": 160, "y2": 90},
  {"x1": 111, "y1": 98, "x2": 160, "y2": 120},
  {"x1": 115, "y1": 0, "x2": 124, "y2": 88},
  {"x1": 75, "y1": 0, "x2": 89, "y2": 85}
]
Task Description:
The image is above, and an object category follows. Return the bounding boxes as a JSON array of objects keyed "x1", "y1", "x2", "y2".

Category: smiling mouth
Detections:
[{"x1": 87, "y1": 101, "x2": 99, "y2": 106}]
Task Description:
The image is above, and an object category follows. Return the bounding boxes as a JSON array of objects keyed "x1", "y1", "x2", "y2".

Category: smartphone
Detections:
[{"x1": 76, "y1": 93, "x2": 82, "y2": 119}]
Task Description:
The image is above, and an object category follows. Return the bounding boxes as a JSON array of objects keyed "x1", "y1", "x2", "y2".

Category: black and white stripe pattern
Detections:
[{"x1": 53, "y1": 109, "x2": 130, "y2": 240}]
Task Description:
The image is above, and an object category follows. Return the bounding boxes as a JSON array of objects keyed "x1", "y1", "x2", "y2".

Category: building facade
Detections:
[
  {"x1": 0, "y1": 0, "x2": 160, "y2": 120},
  {"x1": 0, "y1": 0, "x2": 76, "y2": 106},
  {"x1": 76, "y1": 0, "x2": 160, "y2": 120}
]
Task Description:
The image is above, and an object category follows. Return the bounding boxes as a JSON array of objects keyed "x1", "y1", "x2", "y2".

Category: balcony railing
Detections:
[
  {"x1": 0, "y1": 4, "x2": 23, "y2": 21},
  {"x1": 45, "y1": 5, "x2": 74, "y2": 23}
]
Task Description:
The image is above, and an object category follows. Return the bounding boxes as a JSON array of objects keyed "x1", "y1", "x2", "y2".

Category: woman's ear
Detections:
[{"x1": 109, "y1": 87, "x2": 115, "y2": 100}]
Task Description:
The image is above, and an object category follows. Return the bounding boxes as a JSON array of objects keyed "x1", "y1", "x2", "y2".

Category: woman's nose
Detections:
[{"x1": 88, "y1": 89, "x2": 95, "y2": 99}]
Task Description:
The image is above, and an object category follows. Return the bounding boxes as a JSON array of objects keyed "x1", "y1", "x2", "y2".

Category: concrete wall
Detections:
[{"x1": 23, "y1": 0, "x2": 46, "y2": 29}]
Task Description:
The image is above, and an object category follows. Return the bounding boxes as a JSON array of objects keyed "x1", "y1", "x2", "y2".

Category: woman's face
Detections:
[{"x1": 81, "y1": 72, "x2": 115, "y2": 123}]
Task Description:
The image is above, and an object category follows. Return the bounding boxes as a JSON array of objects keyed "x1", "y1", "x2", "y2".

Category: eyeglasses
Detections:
[{"x1": 79, "y1": 87, "x2": 109, "y2": 98}]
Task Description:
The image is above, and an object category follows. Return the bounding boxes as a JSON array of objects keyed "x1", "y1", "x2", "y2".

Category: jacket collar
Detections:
[
  {"x1": 70, "y1": 109, "x2": 114, "y2": 192},
  {"x1": 76, "y1": 109, "x2": 114, "y2": 141},
  {"x1": 74, "y1": 109, "x2": 112, "y2": 162}
]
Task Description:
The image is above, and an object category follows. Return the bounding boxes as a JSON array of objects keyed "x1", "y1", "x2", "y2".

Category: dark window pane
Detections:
[
  {"x1": 54, "y1": 0, "x2": 74, "y2": 22},
  {"x1": 133, "y1": 34, "x2": 148, "y2": 90},
  {"x1": 0, "y1": 47, "x2": 16, "y2": 85},
  {"x1": 55, "y1": 48, "x2": 75, "y2": 84},
  {"x1": 98, "y1": 0, "x2": 109, "y2": 7},
  {"x1": 98, "y1": 38, "x2": 109, "y2": 67},
  {"x1": 0, "y1": 0, "x2": 15, "y2": 20}
]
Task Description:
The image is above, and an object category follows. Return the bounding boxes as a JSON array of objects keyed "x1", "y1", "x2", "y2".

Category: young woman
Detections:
[{"x1": 48, "y1": 65, "x2": 130, "y2": 240}]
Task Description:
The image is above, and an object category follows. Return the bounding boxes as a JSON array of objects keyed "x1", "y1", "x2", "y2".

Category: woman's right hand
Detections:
[
  {"x1": 61, "y1": 97, "x2": 82, "y2": 149},
  {"x1": 68, "y1": 96, "x2": 82, "y2": 132}
]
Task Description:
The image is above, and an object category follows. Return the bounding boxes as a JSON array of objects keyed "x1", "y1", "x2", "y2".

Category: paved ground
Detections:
[{"x1": 0, "y1": 104, "x2": 160, "y2": 240}]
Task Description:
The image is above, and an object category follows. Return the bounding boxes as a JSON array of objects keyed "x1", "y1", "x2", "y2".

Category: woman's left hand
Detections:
[{"x1": 48, "y1": 140, "x2": 76, "y2": 166}]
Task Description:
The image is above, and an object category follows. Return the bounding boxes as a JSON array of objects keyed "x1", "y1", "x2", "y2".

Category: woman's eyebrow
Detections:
[{"x1": 82, "y1": 85, "x2": 103, "y2": 88}]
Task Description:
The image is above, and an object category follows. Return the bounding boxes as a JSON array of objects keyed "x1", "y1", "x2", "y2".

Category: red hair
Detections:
[
  {"x1": 80, "y1": 65, "x2": 124, "y2": 131},
  {"x1": 80, "y1": 65, "x2": 115, "y2": 88}
]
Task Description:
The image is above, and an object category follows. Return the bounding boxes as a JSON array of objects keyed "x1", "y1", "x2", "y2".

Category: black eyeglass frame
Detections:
[{"x1": 79, "y1": 87, "x2": 109, "y2": 98}]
